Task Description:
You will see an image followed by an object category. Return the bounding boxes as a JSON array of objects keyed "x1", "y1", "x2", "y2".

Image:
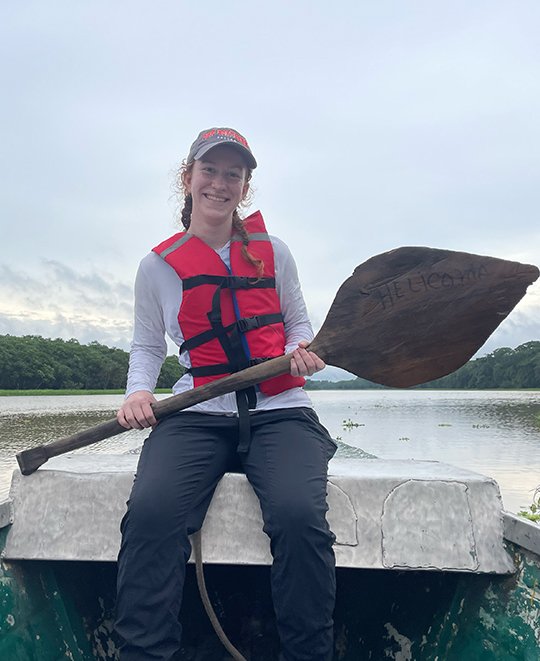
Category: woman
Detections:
[{"x1": 115, "y1": 127, "x2": 337, "y2": 661}]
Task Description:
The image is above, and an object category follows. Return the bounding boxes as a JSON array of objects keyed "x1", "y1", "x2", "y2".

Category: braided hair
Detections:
[{"x1": 173, "y1": 160, "x2": 264, "y2": 279}]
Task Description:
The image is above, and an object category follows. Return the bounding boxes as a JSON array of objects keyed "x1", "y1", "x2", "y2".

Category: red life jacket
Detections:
[{"x1": 153, "y1": 211, "x2": 305, "y2": 397}]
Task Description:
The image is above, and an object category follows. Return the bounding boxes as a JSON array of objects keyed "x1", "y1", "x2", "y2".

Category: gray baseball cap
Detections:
[{"x1": 186, "y1": 127, "x2": 257, "y2": 169}]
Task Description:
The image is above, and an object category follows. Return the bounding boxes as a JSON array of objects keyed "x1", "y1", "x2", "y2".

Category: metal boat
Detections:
[{"x1": 1, "y1": 453, "x2": 539, "y2": 660}]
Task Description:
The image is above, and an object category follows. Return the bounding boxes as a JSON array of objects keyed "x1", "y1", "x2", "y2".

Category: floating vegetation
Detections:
[
  {"x1": 399, "y1": 437, "x2": 410, "y2": 441},
  {"x1": 342, "y1": 418, "x2": 365, "y2": 430},
  {"x1": 518, "y1": 486, "x2": 540, "y2": 523},
  {"x1": 472, "y1": 424, "x2": 490, "y2": 429},
  {"x1": 438, "y1": 423, "x2": 452, "y2": 427}
]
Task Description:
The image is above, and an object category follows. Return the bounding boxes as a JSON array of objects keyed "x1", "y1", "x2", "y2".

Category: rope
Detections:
[{"x1": 192, "y1": 529, "x2": 248, "y2": 661}]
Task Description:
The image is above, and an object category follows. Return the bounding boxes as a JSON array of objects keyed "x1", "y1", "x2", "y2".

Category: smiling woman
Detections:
[
  {"x1": 113, "y1": 127, "x2": 335, "y2": 661},
  {"x1": 173, "y1": 147, "x2": 261, "y2": 279}
]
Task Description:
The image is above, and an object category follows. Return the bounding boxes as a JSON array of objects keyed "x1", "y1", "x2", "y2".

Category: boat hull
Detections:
[
  {"x1": 1, "y1": 455, "x2": 539, "y2": 659},
  {"x1": 1, "y1": 525, "x2": 539, "y2": 660}
]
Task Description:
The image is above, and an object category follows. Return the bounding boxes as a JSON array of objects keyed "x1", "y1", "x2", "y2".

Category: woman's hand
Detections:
[
  {"x1": 290, "y1": 340, "x2": 326, "y2": 377},
  {"x1": 117, "y1": 390, "x2": 158, "y2": 430}
]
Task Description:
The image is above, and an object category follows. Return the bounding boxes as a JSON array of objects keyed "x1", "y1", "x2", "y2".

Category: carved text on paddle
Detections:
[{"x1": 368, "y1": 264, "x2": 489, "y2": 310}]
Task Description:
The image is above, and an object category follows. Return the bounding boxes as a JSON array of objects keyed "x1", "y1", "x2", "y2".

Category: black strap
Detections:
[
  {"x1": 185, "y1": 363, "x2": 232, "y2": 378},
  {"x1": 180, "y1": 313, "x2": 283, "y2": 354},
  {"x1": 236, "y1": 388, "x2": 257, "y2": 454},
  {"x1": 183, "y1": 274, "x2": 275, "y2": 291},
  {"x1": 236, "y1": 314, "x2": 281, "y2": 334}
]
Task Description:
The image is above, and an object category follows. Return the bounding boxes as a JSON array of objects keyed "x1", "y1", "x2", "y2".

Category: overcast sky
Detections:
[{"x1": 1, "y1": 1, "x2": 539, "y2": 379}]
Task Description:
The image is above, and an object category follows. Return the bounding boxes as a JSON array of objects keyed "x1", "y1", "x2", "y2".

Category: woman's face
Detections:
[{"x1": 185, "y1": 145, "x2": 249, "y2": 227}]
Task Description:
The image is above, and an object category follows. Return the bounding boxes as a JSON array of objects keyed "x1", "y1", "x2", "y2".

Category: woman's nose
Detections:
[{"x1": 211, "y1": 174, "x2": 227, "y2": 189}]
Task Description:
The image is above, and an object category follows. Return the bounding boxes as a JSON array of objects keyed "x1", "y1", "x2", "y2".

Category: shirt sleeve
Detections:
[
  {"x1": 125, "y1": 254, "x2": 169, "y2": 397},
  {"x1": 271, "y1": 236, "x2": 314, "y2": 354}
]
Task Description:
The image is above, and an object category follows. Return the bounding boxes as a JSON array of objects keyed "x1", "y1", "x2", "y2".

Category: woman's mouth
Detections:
[{"x1": 204, "y1": 194, "x2": 228, "y2": 203}]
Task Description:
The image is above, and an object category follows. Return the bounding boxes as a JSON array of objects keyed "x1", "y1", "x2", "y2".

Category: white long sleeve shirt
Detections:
[{"x1": 126, "y1": 234, "x2": 314, "y2": 413}]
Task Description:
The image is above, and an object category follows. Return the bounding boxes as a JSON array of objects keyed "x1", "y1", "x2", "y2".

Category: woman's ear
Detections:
[
  {"x1": 242, "y1": 180, "x2": 249, "y2": 200},
  {"x1": 182, "y1": 169, "x2": 192, "y2": 194}
]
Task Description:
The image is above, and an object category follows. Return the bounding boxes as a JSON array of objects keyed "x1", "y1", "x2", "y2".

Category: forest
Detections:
[
  {"x1": 0, "y1": 335, "x2": 539, "y2": 391},
  {"x1": 0, "y1": 335, "x2": 183, "y2": 390}
]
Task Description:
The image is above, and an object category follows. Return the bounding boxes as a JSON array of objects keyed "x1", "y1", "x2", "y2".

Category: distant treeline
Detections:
[
  {"x1": 1, "y1": 334, "x2": 539, "y2": 391},
  {"x1": 0, "y1": 335, "x2": 184, "y2": 390},
  {"x1": 305, "y1": 341, "x2": 540, "y2": 390}
]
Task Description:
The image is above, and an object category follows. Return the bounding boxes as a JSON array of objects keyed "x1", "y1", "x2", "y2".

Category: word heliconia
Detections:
[{"x1": 366, "y1": 264, "x2": 489, "y2": 311}]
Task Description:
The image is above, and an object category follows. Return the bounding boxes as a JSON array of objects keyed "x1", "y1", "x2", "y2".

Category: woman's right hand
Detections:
[{"x1": 117, "y1": 390, "x2": 158, "y2": 430}]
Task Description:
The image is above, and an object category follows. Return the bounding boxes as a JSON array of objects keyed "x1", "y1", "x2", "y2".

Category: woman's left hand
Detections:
[{"x1": 290, "y1": 340, "x2": 326, "y2": 377}]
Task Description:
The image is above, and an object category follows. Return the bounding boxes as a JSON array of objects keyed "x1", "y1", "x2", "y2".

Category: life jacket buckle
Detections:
[{"x1": 236, "y1": 316, "x2": 261, "y2": 333}]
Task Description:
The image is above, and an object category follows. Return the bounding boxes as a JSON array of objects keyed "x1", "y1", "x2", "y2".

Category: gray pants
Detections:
[{"x1": 115, "y1": 407, "x2": 337, "y2": 661}]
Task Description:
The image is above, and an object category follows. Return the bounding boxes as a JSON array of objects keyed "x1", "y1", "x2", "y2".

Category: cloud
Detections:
[
  {"x1": 0, "y1": 260, "x2": 134, "y2": 350},
  {"x1": 1, "y1": 0, "x2": 539, "y2": 364},
  {"x1": 475, "y1": 305, "x2": 540, "y2": 357}
]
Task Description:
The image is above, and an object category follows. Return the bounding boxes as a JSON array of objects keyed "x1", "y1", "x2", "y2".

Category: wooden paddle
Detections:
[{"x1": 16, "y1": 246, "x2": 539, "y2": 475}]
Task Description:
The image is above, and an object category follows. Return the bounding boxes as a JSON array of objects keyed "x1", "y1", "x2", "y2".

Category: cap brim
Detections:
[{"x1": 191, "y1": 141, "x2": 257, "y2": 169}]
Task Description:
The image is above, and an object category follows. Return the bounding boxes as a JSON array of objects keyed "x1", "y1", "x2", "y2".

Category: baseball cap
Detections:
[{"x1": 186, "y1": 127, "x2": 257, "y2": 169}]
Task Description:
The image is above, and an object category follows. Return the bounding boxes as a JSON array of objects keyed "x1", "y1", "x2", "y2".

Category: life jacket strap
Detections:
[
  {"x1": 236, "y1": 388, "x2": 257, "y2": 454},
  {"x1": 182, "y1": 275, "x2": 275, "y2": 291},
  {"x1": 179, "y1": 313, "x2": 283, "y2": 354}
]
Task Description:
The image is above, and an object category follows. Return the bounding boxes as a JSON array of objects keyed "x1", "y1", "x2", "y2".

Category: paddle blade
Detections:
[{"x1": 311, "y1": 247, "x2": 539, "y2": 388}]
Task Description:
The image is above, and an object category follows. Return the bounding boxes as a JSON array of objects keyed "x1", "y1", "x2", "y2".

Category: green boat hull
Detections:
[{"x1": 1, "y1": 525, "x2": 539, "y2": 661}]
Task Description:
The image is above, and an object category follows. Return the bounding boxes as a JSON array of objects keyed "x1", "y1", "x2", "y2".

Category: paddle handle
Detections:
[{"x1": 16, "y1": 350, "x2": 320, "y2": 475}]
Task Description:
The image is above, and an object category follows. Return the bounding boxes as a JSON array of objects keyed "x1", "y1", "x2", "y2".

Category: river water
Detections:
[{"x1": 1, "y1": 390, "x2": 539, "y2": 514}]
